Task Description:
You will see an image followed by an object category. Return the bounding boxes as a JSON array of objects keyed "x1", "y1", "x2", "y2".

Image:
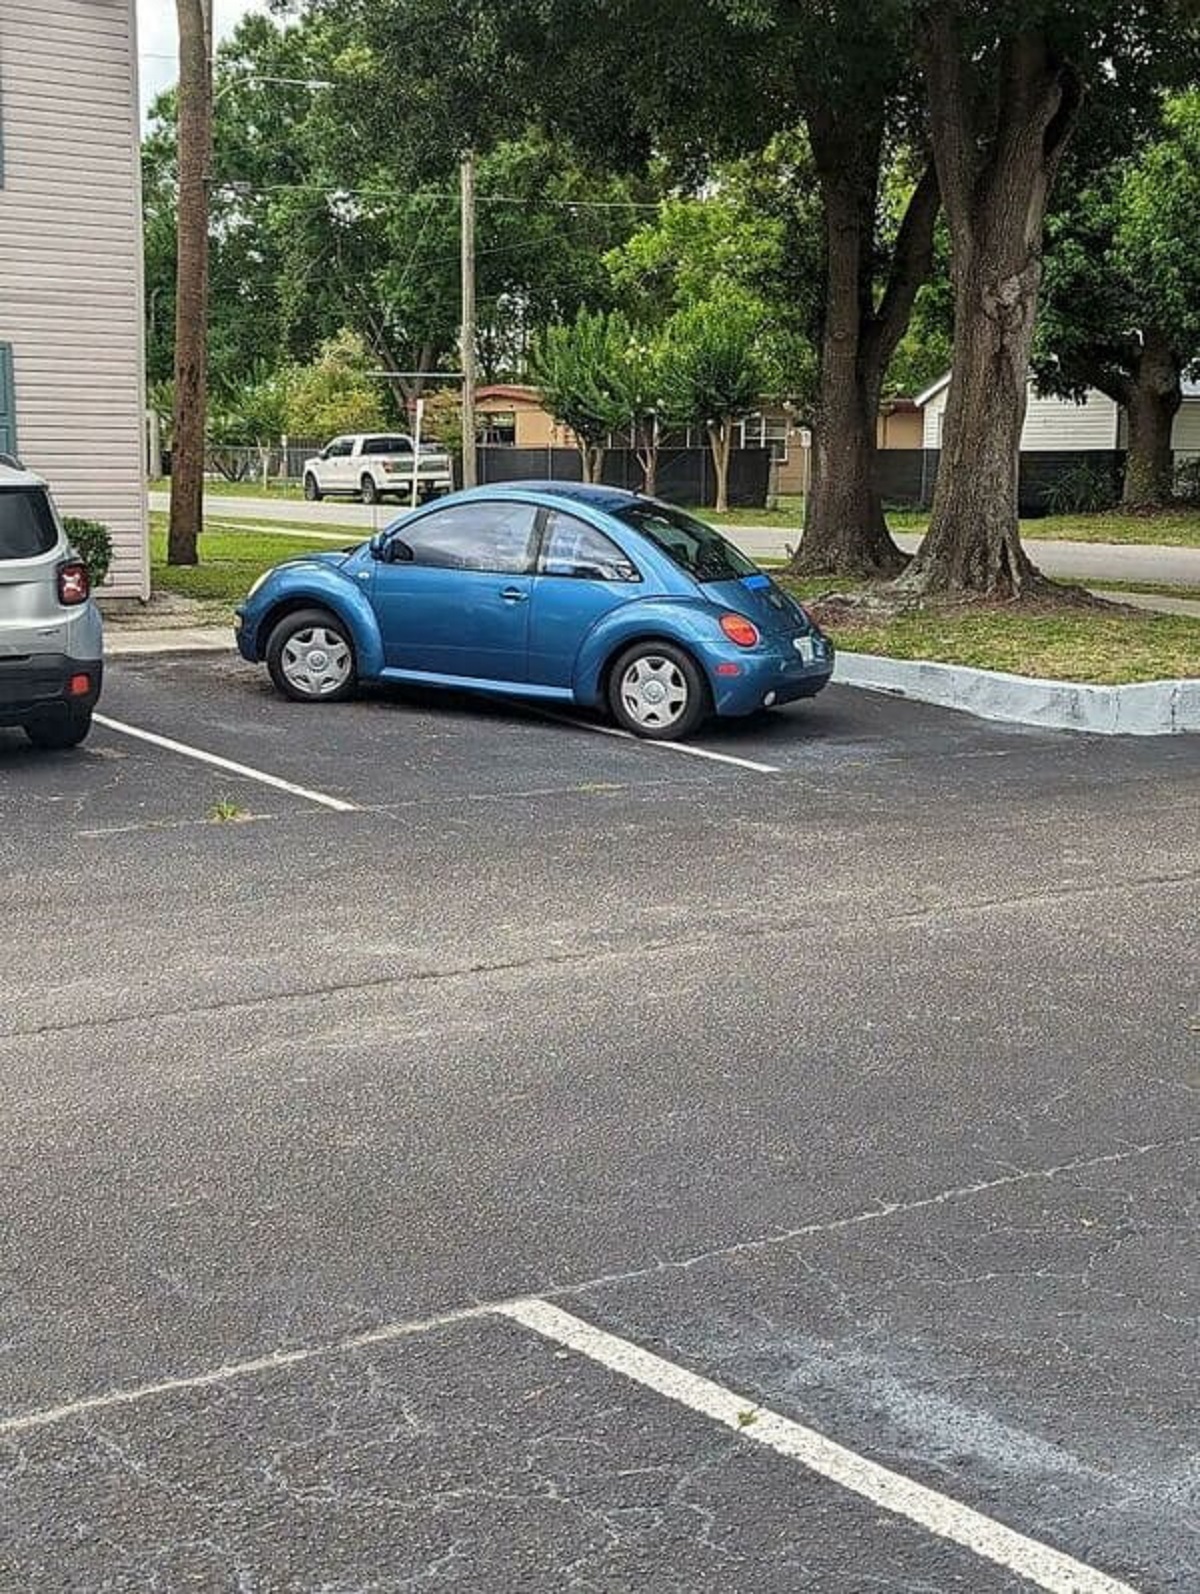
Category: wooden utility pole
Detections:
[
  {"x1": 459, "y1": 151, "x2": 477, "y2": 489},
  {"x1": 168, "y1": 0, "x2": 213, "y2": 566}
]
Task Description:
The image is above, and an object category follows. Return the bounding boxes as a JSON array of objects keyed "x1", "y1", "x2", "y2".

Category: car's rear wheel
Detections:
[
  {"x1": 608, "y1": 641, "x2": 708, "y2": 741},
  {"x1": 304, "y1": 473, "x2": 323, "y2": 501},
  {"x1": 24, "y1": 706, "x2": 92, "y2": 750},
  {"x1": 360, "y1": 474, "x2": 379, "y2": 505},
  {"x1": 266, "y1": 608, "x2": 357, "y2": 703}
]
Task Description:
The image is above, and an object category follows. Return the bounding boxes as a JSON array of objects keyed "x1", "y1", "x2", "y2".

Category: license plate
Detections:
[{"x1": 793, "y1": 636, "x2": 815, "y2": 664}]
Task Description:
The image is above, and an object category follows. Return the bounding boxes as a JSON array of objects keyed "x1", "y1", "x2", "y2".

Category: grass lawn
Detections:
[
  {"x1": 883, "y1": 508, "x2": 1200, "y2": 548},
  {"x1": 150, "y1": 477, "x2": 309, "y2": 501},
  {"x1": 778, "y1": 580, "x2": 1200, "y2": 685},
  {"x1": 150, "y1": 516, "x2": 350, "y2": 604}
]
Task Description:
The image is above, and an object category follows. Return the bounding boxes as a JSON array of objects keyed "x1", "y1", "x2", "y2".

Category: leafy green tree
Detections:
[
  {"x1": 1036, "y1": 92, "x2": 1200, "y2": 507},
  {"x1": 660, "y1": 299, "x2": 766, "y2": 513},
  {"x1": 310, "y1": 0, "x2": 938, "y2": 575},
  {"x1": 283, "y1": 331, "x2": 388, "y2": 438},
  {"x1": 529, "y1": 310, "x2": 633, "y2": 481}
]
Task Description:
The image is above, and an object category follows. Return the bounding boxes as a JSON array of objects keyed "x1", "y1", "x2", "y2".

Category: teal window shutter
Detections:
[{"x1": 0, "y1": 346, "x2": 15, "y2": 458}]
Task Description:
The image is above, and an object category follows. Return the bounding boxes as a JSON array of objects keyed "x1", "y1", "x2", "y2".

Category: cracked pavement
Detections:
[{"x1": 1, "y1": 655, "x2": 1198, "y2": 1590}]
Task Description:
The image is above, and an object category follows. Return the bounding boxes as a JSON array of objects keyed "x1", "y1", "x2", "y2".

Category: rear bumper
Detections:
[
  {"x1": 0, "y1": 653, "x2": 103, "y2": 727},
  {"x1": 708, "y1": 639, "x2": 835, "y2": 717}
]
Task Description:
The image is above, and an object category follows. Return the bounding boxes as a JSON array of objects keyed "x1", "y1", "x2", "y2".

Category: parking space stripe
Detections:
[
  {"x1": 529, "y1": 708, "x2": 781, "y2": 774},
  {"x1": 93, "y1": 714, "x2": 360, "y2": 813},
  {"x1": 499, "y1": 1299, "x2": 1139, "y2": 1594}
]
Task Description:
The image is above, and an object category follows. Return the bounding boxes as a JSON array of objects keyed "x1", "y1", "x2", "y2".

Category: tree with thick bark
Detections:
[
  {"x1": 168, "y1": 0, "x2": 213, "y2": 568},
  {"x1": 905, "y1": 1, "x2": 1198, "y2": 595},
  {"x1": 1036, "y1": 92, "x2": 1200, "y2": 508}
]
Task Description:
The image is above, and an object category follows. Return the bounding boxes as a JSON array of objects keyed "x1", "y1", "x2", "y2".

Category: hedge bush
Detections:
[{"x1": 62, "y1": 517, "x2": 113, "y2": 587}]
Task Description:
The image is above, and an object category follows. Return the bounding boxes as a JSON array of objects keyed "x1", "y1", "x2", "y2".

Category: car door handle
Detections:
[{"x1": 500, "y1": 586, "x2": 529, "y2": 603}]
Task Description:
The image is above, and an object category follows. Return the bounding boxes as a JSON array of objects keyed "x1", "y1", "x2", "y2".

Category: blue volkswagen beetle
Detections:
[{"x1": 234, "y1": 483, "x2": 833, "y2": 741}]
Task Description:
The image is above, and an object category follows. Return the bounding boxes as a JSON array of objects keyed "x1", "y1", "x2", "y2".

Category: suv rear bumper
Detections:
[{"x1": 0, "y1": 654, "x2": 103, "y2": 727}]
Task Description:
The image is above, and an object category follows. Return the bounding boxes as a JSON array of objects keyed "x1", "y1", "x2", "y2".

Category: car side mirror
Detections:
[
  {"x1": 380, "y1": 537, "x2": 413, "y2": 564},
  {"x1": 318, "y1": 447, "x2": 330, "y2": 460}
]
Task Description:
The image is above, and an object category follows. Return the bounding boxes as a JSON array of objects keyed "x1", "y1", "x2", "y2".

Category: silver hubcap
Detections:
[
  {"x1": 620, "y1": 655, "x2": 688, "y2": 729},
  {"x1": 281, "y1": 626, "x2": 352, "y2": 696}
]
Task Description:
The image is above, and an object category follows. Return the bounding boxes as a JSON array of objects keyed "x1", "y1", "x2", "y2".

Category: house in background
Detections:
[
  {"x1": 0, "y1": 0, "x2": 148, "y2": 597},
  {"x1": 913, "y1": 372, "x2": 1200, "y2": 507},
  {"x1": 475, "y1": 385, "x2": 924, "y2": 501}
]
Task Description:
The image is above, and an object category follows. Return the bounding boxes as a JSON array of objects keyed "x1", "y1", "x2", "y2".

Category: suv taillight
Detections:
[{"x1": 58, "y1": 560, "x2": 89, "y2": 606}]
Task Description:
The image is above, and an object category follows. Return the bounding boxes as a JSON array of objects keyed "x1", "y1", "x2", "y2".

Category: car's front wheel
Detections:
[
  {"x1": 360, "y1": 474, "x2": 379, "y2": 505},
  {"x1": 266, "y1": 608, "x2": 357, "y2": 703},
  {"x1": 24, "y1": 706, "x2": 93, "y2": 750},
  {"x1": 304, "y1": 473, "x2": 323, "y2": 501},
  {"x1": 608, "y1": 642, "x2": 708, "y2": 741}
]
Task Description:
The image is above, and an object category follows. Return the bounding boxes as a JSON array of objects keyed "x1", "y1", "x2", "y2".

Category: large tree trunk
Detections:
[
  {"x1": 792, "y1": 116, "x2": 939, "y2": 579},
  {"x1": 904, "y1": 17, "x2": 1083, "y2": 597},
  {"x1": 1123, "y1": 332, "x2": 1182, "y2": 508},
  {"x1": 168, "y1": 0, "x2": 213, "y2": 569}
]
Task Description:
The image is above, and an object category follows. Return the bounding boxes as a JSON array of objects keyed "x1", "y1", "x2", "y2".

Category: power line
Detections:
[{"x1": 210, "y1": 180, "x2": 662, "y2": 211}]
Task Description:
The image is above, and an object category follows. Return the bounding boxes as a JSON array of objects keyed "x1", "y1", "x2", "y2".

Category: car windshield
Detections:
[
  {"x1": 615, "y1": 501, "x2": 758, "y2": 584},
  {"x1": 0, "y1": 486, "x2": 58, "y2": 560}
]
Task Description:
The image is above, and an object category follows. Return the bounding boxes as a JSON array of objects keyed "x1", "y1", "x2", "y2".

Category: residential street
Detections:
[
  {"x1": 147, "y1": 490, "x2": 1200, "y2": 588},
  {"x1": 3, "y1": 655, "x2": 1197, "y2": 1590}
]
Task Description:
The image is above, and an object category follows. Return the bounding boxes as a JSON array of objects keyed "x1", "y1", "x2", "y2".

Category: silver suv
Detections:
[{"x1": 0, "y1": 459, "x2": 103, "y2": 749}]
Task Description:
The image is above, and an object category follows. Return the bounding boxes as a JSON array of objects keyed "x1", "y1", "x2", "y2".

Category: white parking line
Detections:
[
  {"x1": 93, "y1": 715, "x2": 359, "y2": 813},
  {"x1": 530, "y1": 708, "x2": 781, "y2": 774},
  {"x1": 499, "y1": 1299, "x2": 1139, "y2": 1594}
]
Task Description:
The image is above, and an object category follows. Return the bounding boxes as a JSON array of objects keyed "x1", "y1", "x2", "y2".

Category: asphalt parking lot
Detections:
[{"x1": 3, "y1": 652, "x2": 1198, "y2": 1592}]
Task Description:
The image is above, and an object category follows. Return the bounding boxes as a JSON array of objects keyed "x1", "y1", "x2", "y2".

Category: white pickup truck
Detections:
[{"x1": 302, "y1": 433, "x2": 455, "y2": 505}]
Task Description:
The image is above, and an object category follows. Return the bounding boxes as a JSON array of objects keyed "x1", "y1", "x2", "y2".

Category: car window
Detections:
[
  {"x1": 325, "y1": 438, "x2": 353, "y2": 458},
  {"x1": 539, "y1": 511, "x2": 639, "y2": 582},
  {"x1": 0, "y1": 486, "x2": 58, "y2": 560},
  {"x1": 362, "y1": 436, "x2": 412, "y2": 456},
  {"x1": 614, "y1": 500, "x2": 757, "y2": 584},
  {"x1": 400, "y1": 501, "x2": 539, "y2": 574}
]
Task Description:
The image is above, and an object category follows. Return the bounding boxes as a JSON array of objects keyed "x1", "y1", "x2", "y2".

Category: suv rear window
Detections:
[
  {"x1": 0, "y1": 486, "x2": 58, "y2": 560},
  {"x1": 614, "y1": 501, "x2": 757, "y2": 584}
]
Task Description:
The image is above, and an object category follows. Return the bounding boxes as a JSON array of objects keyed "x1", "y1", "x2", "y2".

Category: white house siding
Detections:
[
  {"x1": 1170, "y1": 399, "x2": 1200, "y2": 456},
  {"x1": 920, "y1": 380, "x2": 1121, "y2": 453},
  {"x1": 0, "y1": 0, "x2": 148, "y2": 597}
]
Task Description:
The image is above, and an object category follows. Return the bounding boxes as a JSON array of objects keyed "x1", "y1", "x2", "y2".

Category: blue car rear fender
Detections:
[
  {"x1": 571, "y1": 597, "x2": 725, "y2": 708},
  {"x1": 243, "y1": 564, "x2": 385, "y2": 677}
]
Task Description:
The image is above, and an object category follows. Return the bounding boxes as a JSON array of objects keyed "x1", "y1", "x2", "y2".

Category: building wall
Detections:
[
  {"x1": 1170, "y1": 399, "x2": 1200, "y2": 454},
  {"x1": 0, "y1": 0, "x2": 148, "y2": 597},
  {"x1": 922, "y1": 381, "x2": 1122, "y2": 454},
  {"x1": 877, "y1": 408, "x2": 922, "y2": 450}
]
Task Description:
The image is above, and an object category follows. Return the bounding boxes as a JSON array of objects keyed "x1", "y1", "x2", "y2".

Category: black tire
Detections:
[
  {"x1": 360, "y1": 474, "x2": 379, "y2": 505},
  {"x1": 607, "y1": 641, "x2": 709, "y2": 741},
  {"x1": 304, "y1": 473, "x2": 323, "y2": 501},
  {"x1": 265, "y1": 607, "x2": 357, "y2": 704},
  {"x1": 24, "y1": 707, "x2": 92, "y2": 750}
]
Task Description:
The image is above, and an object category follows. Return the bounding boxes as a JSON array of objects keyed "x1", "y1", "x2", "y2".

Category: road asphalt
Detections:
[
  {"x1": 3, "y1": 656, "x2": 1198, "y2": 1590},
  {"x1": 148, "y1": 488, "x2": 1200, "y2": 589}
]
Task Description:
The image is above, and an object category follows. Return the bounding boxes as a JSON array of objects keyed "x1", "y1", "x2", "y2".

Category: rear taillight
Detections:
[
  {"x1": 58, "y1": 560, "x2": 90, "y2": 606},
  {"x1": 719, "y1": 612, "x2": 760, "y2": 647}
]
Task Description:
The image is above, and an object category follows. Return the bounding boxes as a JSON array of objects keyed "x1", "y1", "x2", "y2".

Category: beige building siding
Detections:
[{"x1": 0, "y1": 0, "x2": 148, "y2": 597}]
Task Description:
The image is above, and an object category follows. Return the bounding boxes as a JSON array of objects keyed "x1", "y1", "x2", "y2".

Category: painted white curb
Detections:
[{"x1": 834, "y1": 652, "x2": 1200, "y2": 735}]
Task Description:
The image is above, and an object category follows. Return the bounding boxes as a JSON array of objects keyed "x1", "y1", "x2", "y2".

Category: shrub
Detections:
[
  {"x1": 1173, "y1": 455, "x2": 1200, "y2": 504},
  {"x1": 1042, "y1": 462, "x2": 1118, "y2": 515},
  {"x1": 63, "y1": 517, "x2": 113, "y2": 587}
]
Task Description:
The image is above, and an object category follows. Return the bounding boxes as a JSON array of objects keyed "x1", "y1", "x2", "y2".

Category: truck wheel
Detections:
[
  {"x1": 304, "y1": 473, "x2": 323, "y2": 502},
  {"x1": 360, "y1": 474, "x2": 379, "y2": 505}
]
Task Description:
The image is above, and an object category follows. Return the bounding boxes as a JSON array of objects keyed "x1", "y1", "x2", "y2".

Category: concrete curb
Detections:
[
  {"x1": 834, "y1": 652, "x2": 1200, "y2": 736},
  {"x1": 106, "y1": 627, "x2": 232, "y2": 656}
]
